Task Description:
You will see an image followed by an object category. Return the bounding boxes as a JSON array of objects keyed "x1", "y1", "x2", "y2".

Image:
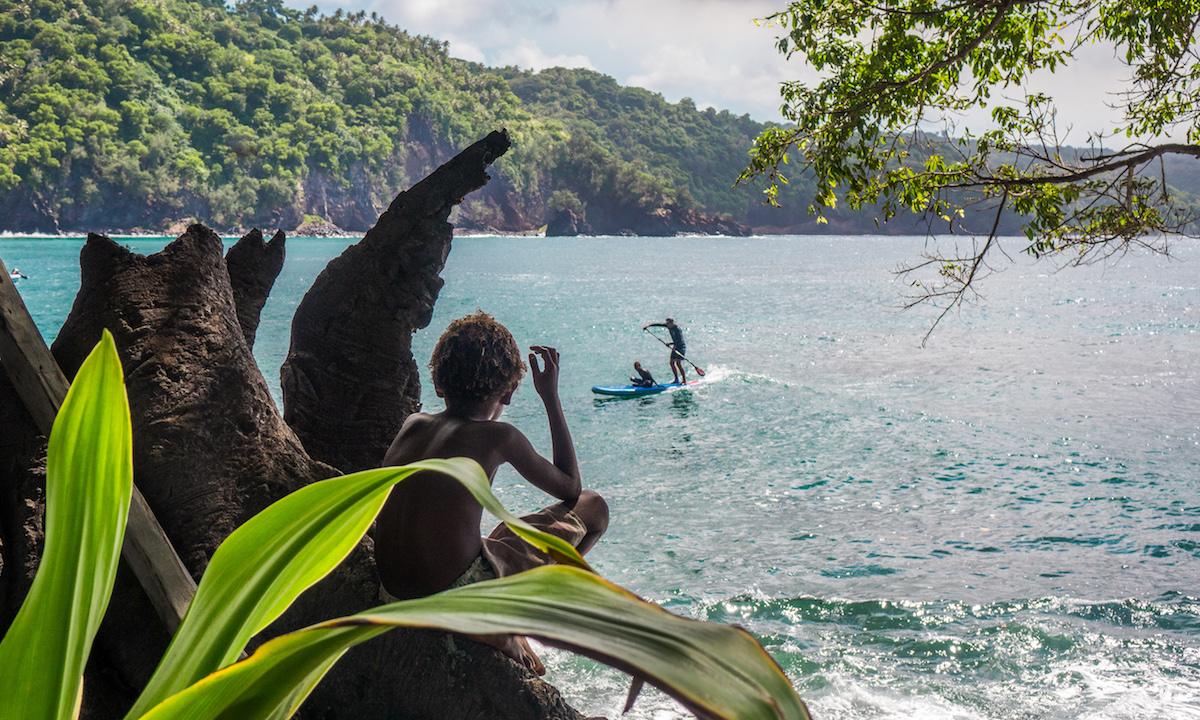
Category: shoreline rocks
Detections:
[
  {"x1": 291, "y1": 219, "x2": 349, "y2": 237},
  {"x1": 546, "y1": 203, "x2": 751, "y2": 237}
]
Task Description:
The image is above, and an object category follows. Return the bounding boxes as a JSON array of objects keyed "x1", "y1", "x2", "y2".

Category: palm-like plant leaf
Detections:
[
  {"x1": 0, "y1": 331, "x2": 132, "y2": 720},
  {"x1": 127, "y1": 457, "x2": 590, "y2": 718},
  {"x1": 137, "y1": 566, "x2": 810, "y2": 720}
]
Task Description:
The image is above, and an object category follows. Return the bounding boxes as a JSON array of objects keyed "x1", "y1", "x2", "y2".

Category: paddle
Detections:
[{"x1": 643, "y1": 328, "x2": 706, "y2": 377}]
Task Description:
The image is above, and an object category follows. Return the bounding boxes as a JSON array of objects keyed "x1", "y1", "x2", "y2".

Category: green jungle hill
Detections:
[{"x1": 3, "y1": 0, "x2": 1199, "y2": 236}]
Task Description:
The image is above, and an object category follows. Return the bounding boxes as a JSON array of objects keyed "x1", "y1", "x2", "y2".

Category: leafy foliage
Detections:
[
  {"x1": 0, "y1": 0, "x2": 526, "y2": 228},
  {"x1": 504, "y1": 67, "x2": 819, "y2": 227},
  {"x1": 0, "y1": 0, "x2": 820, "y2": 232},
  {"x1": 742, "y1": 0, "x2": 1200, "y2": 333}
]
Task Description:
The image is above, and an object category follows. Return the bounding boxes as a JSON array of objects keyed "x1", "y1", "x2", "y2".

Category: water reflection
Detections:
[
  {"x1": 669, "y1": 389, "x2": 696, "y2": 419},
  {"x1": 591, "y1": 393, "x2": 669, "y2": 409}
]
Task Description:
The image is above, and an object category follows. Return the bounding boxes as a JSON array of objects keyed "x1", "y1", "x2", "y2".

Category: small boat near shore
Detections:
[{"x1": 591, "y1": 379, "x2": 700, "y2": 397}]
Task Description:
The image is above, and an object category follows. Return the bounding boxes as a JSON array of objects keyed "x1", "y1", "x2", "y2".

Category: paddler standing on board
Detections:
[{"x1": 643, "y1": 317, "x2": 687, "y2": 384}]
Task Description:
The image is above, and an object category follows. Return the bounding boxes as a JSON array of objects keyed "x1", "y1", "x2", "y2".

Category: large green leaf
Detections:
[
  {"x1": 128, "y1": 457, "x2": 590, "y2": 719},
  {"x1": 137, "y1": 565, "x2": 809, "y2": 720},
  {"x1": 0, "y1": 331, "x2": 132, "y2": 720}
]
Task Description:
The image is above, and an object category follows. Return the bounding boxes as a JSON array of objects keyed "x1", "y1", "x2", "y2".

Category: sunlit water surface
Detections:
[{"x1": 3, "y1": 233, "x2": 1197, "y2": 719}]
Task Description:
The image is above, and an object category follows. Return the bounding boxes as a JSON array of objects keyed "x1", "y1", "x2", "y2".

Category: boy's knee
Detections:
[{"x1": 577, "y1": 489, "x2": 609, "y2": 532}]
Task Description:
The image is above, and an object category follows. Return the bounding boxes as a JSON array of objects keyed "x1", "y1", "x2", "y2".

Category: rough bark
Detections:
[
  {"x1": 51, "y1": 226, "x2": 335, "y2": 575},
  {"x1": 42, "y1": 226, "x2": 340, "y2": 711},
  {"x1": 316, "y1": 629, "x2": 593, "y2": 720},
  {"x1": 226, "y1": 228, "x2": 287, "y2": 350},
  {"x1": 281, "y1": 129, "x2": 511, "y2": 473},
  {"x1": 1, "y1": 130, "x2": 596, "y2": 719},
  {"x1": 0, "y1": 372, "x2": 45, "y2": 635}
]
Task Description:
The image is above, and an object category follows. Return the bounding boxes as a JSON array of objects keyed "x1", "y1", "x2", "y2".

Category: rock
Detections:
[
  {"x1": 293, "y1": 219, "x2": 348, "y2": 237},
  {"x1": 638, "y1": 204, "x2": 752, "y2": 236},
  {"x1": 0, "y1": 372, "x2": 45, "y2": 637},
  {"x1": 163, "y1": 219, "x2": 195, "y2": 237},
  {"x1": 581, "y1": 203, "x2": 752, "y2": 237},
  {"x1": 3, "y1": 186, "x2": 60, "y2": 234},
  {"x1": 545, "y1": 208, "x2": 593, "y2": 237}
]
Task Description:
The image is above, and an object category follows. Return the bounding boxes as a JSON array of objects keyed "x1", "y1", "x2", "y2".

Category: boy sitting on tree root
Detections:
[{"x1": 375, "y1": 311, "x2": 609, "y2": 674}]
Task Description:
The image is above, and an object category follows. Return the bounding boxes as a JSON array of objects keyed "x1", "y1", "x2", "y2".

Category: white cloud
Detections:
[
  {"x1": 367, "y1": 0, "x2": 562, "y2": 37},
  {"x1": 551, "y1": 0, "x2": 795, "y2": 120},
  {"x1": 626, "y1": 44, "x2": 792, "y2": 120},
  {"x1": 341, "y1": 0, "x2": 797, "y2": 121},
  {"x1": 442, "y1": 36, "x2": 487, "y2": 64},
  {"x1": 290, "y1": 0, "x2": 1146, "y2": 133},
  {"x1": 493, "y1": 39, "x2": 594, "y2": 72}
]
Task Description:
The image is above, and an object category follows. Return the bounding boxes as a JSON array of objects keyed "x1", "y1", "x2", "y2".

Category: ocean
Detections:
[{"x1": 2, "y1": 233, "x2": 1198, "y2": 719}]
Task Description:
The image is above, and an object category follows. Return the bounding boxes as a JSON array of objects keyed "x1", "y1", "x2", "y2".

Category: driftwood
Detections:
[{"x1": 0, "y1": 130, "x2": 594, "y2": 719}]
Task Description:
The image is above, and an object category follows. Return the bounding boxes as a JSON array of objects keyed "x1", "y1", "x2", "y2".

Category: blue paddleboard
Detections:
[{"x1": 591, "y1": 380, "x2": 700, "y2": 396}]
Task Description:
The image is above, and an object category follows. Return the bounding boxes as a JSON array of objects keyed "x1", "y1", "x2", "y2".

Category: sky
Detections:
[{"x1": 286, "y1": 0, "x2": 1140, "y2": 141}]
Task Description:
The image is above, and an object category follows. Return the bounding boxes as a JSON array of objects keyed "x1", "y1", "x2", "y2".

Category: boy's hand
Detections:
[{"x1": 529, "y1": 346, "x2": 560, "y2": 399}]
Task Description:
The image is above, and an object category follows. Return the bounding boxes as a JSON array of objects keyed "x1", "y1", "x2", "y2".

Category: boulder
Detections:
[{"x1": 545, "y1": 208, "x2": 594, "y2": 237}]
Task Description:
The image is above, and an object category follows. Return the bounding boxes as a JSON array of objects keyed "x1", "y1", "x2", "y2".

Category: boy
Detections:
[
  {"x1": 375, "y1": 312, "x2": 608, "y2": 674},
  {"x1": 630, "y1": 361, "x2": 656, "y2": 387}
]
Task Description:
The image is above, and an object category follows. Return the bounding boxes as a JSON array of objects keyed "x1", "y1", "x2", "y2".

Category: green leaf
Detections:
[
  {"x1": 138, "y1": 566, "x2": 810, "y2": 720},
  {"x1": 0, "y1": 331, "x2": 133, "y2": 720},
  {"x1": 128, "y1": 457, "x2": 590, "y2": 719}
]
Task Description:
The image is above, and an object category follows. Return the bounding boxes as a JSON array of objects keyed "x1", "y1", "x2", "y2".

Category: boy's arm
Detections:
[{"x1": 501, "y1": 346, "x2": 581, "y2": 502}]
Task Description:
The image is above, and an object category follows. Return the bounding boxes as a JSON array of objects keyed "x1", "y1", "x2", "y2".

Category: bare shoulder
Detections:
[
  {"x1": 399, "y1": 412, "x2": 435, "y2": 432},
  {"x1": 383, "y1": 412, "x2": 436, "y2": 465},
  {"x1": 482, "y1": 420, "x2": 537, "y2": 458},
  {"x1": 394, "y1": 411, "x2": 439, "y2": 442},
  {"x1": 462, "y1": 418, "x2": 522, "y2": 446}
]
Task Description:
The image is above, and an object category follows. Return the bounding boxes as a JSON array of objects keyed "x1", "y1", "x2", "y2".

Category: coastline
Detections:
[{"x1": 0, "y1": 227, "x2": 789, "y2": 240}]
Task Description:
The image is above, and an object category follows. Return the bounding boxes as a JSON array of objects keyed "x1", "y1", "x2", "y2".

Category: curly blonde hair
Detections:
[{"x1": 430, "y1": 312, "x2": 526, "y2": 405}]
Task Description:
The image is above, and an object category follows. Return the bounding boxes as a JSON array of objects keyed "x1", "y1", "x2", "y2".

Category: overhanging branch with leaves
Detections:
[{"x1": 741, "y1": 0, "x2": 1200, "y2": 333}]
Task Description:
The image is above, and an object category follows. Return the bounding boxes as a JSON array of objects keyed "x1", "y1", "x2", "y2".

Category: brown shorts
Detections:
[{"x1": 480, "y1": 501, "x2": 588, "y2": 579}]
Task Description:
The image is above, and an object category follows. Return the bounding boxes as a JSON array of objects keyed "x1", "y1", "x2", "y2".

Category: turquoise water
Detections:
[{"x1": 3, "y1": 234, "x2": 1198, "y2": 719}]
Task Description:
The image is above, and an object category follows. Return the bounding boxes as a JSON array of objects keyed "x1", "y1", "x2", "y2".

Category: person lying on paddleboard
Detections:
[
  {"x1": 643, "y1": 317, "x2": 687, "y2": 384},
  {"x1": 630, "y1": 361, "x2": 656, "y2": 388},
  {"x1": 375, "y1": 311, "x2": 609, "y2": 676}
]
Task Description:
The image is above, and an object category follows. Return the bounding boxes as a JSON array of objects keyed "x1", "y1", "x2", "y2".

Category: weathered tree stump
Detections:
[
  {"x1": 226, "y1": 228, "x2": 287, "y2": 350},
  {"x1": 282, "y1": 129, "x2": 512, "y2": 473},
  {"x1": 1, "y1": 130, "x2": 596, "y2": 719}
]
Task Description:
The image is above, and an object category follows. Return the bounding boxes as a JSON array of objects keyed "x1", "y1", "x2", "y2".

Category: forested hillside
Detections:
[
  {"x1": 2, "y1": 0, "x2": 1197, "y2": 235},
  {"x1": 0, "y1": 0, "x2": 812, "y2": 235}
]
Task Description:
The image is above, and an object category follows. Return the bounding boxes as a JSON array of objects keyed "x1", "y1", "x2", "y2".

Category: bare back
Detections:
[
  {"x1": 375, "y1": 346, "x2": 583, "y2": 600},
  {"x1": 375, "y1": 412, "x2": 517, "y2": 599}
]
